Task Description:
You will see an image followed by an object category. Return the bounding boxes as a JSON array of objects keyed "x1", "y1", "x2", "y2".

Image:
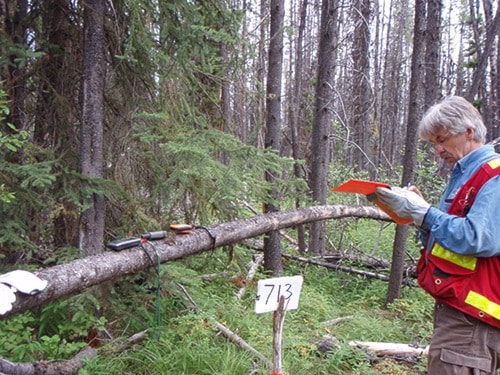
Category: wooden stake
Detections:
[{"x1": 272, "y1": 295, "x2": 286, "y2": 375}]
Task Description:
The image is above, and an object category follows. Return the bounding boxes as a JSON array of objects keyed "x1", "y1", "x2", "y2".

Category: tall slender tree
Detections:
[
  {"x1": 378, "y1": 0, "x2": 403, "y2": 168},
  {"x1": 350, "y1": 0, "x2": 372, "y2": 171},
  {"x1": 465, "y1": 3, "x2": 499, "y2": 107},
  {"x1": 2, "y1": 0, "x2": 28, "y2": 131},
  {"x1": 34, "y1": 0, "x2": 82, "y2": 248},
  {"x1": 308, "y1": 0, "x2": 338, "y2": 254},
  {"x1": 289, "y1": 0, "x2": 309, "y2": 253},
  {"x1": 79, "y1": 0, "x2": 106, "y2": 256},
  {"x1": 263, "y1": 0, "x2": 285, "y2": 274},
  {"x1": 424, "y1": 0, "x2": 442, "y2": 108},
  {"x1": 385, "y1": 0, "x2": 426, "y2": 307}
]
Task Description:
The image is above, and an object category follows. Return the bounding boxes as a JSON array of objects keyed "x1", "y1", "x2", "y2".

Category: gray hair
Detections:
[{"x1": 417, "y1": 96, "x2": 486, "y2": 142}]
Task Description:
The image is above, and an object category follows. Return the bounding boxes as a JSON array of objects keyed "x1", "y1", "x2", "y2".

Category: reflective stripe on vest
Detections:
[
  {"x1": 465, "y1": 290, "x2": 500, "y2": 320},
  {"x1": 487, "y1": 158, "x2": 500, "y2": 169},
  {"x1": 431, "y1": 242, "x2": 477, "y2": 271}
]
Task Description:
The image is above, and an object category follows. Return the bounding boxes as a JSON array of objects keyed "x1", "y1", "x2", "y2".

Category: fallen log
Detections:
[
  {"x1": 0, "y1": 329, "x2": 150, "y2": 375},
  {"x1": 349, "y1": 341, "x2": 429, "y2": 356},
  {"x1": 317, "y1": 335, "x2": 429, "y2": 357},
  {"x1": 2, "y1": 204, "x2": 391, "y2": 318},
  {"x1": 0, "y1": 346, "x2": 97, "y2": 375}
]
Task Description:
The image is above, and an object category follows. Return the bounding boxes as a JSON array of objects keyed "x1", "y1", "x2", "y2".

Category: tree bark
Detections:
[
  {"x1": 465, "y1": 5, "x2": 500, "y2": 102},
  {"x1": 289, "y1": 0, "x2": 309, "y2": 253},
  {"x1": 308, "y1": 0, "x2": 338, "y2": 254},
  {"x1": 2, "y1": 204, "x2": 392, "y2": 318},
  {"x1": 424, "y1": 0, "x2": 442, "y2": 109},
  {"x1": 33, "y1": 0, "x2": 81, "y2": 249},
  {"x1": 2, "y1": 0, "x2": 27, "y2": 131},
  {"x1": 384, "y1": 0, "x2": 426, "y2": 307},
  {"x1": 79, "y1": 0, "x2": 106, "y2": 256},
  {"x1": 0, "y1": 346, "x2": 97, "y2": 375},
  {"x1": 350, "y1": 0, "x2": 372, "y2": 171},
  {"x1": 263, "y1": 0, "x2": 285, "y2": 275}
]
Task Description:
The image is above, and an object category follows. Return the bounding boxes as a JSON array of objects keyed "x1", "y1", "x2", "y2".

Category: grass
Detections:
[
  {"x1": 78, "y1": 220, "x2": 434, "y2": 374},
  {"x1": 1, "y1": 219, "x2": 435, "y2": 374}
]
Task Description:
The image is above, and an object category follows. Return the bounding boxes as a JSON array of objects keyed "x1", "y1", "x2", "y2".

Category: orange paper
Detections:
[{"x1": 331, "y1": 179, "x2": 412, "y2": 225}]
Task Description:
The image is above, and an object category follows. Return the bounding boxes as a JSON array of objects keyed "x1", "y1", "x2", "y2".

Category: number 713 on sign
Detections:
[{"x1": 254, "y1": 275, "x2": 303, "y2": 314}]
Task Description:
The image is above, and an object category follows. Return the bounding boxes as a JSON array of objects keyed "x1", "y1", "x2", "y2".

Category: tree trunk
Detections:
[
  {"x1": 2, "y1": 0, "x2": 27, "y2": 131},
  {"x1": 290, "y1": 0, "x2": 309, "y2": 253},
  {"x1": 0, "y1": 346, "x2": 97, "y2": 375},
  {"x1": 350, "y1": 0, "x2": 372, "y2": 171},
  {"x1": 385, "y1": 0, "x2": 426, "y2": 307},
  {"x1": 79, "y1": 0, "x2": 106, "y2": 256},
  {"x1": 34, "y1": 0, "x2": 81, "y2": 249},
  {"x1": 263, "y1": 0, "x2": 285, "y2": 275},
  {"x1": 465, "y1": 4, "x2": 500, "y2": 103},
  {"x1": 378, "y1": 0, "x2": 411, "y2": 168},
  {"x1": 254, "y1": 0, "x2": 269, "y2": 148},
  {"x1": 481, "y1": 0, "x2": 498, "y2": 139},
  {"x1": 2, "y1": 204, "x2": 393, "y2": 318},
  {"x1": 308, "y1": 0, "x2": 338, "y2": 254},
  {"x1": 424, "y1": 0, "x2": 442, "y2": 109}
]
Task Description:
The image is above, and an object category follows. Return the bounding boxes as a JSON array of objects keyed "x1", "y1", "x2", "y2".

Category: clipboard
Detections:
[{"x1": 331, "y1": 179, "x2": 412, "y2": 225}]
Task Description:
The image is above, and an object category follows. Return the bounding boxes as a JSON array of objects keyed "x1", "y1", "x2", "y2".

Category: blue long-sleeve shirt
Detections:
[{"x1": 421, "y1": 145, "x2": 500, "y2": 257}]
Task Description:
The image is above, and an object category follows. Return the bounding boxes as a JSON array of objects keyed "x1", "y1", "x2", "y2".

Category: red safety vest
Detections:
[{"x1": 417, "y1": 158, "x2": 500, "y2": 328}]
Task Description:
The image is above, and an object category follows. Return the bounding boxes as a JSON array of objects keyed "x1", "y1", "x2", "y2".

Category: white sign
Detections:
[{"x1": 254, "y1": 275, "x2": 303, "y2": 314}]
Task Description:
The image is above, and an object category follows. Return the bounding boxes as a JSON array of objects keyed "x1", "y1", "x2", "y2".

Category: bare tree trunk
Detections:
[
  {"x1": 290, "y1": 0, "x2": 309, "y2": 253},
  {"x1": 236, "y1": 0, "x2": 249, "y2": 144},
  {"x1": 372, "y1": 0, "x2": 381, "y2": 170},
  {"x1": 254, "y1": 0, "x2": 269, "y2": 148},
  {"x1": 0, "y1": 346, "x2": 97, "y2": 375},
  {"x1": 220, "y1": 40, "x2": 231, "y2": 165},
  {"x1": 79, "y1": 0, "x2": 106, "y2": 256},
  {"x1": 308, "y1": 0, "x2": 338, "y2": 254},
  {"x1": 481, "y1": 0, "x2": 499, "y2": 140},
  {"x1": 385, "y1": 0, "x2": 426, "y2": 307},
  {"x1": 379, "y1": 0, "x2": 408, "y2": 168},
  {"x1": 350, "y1": 0, "x2": 372, "y2": 171},
  {"x1": 2, "y1": 0, "x2": 27, "y2": 131},
  {"x1": 465, "y1": 4, "x2": 500, "y2": 104},
  {"x1": 424, "y1": 0, "x2": 442, "y2": 109},
  {"x1": 33, "y1": 0, "x2": 81, "y2": 248},
  {"x1": 455, "y1": 20, "x2": 467, "y2": 97},
  {"x1": 263, "y1": 0, "x2": 285, "y2": 275}
]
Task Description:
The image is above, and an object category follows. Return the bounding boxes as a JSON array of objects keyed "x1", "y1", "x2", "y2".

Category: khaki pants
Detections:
[{"x1": 428, "y1": 303, "x2": 500, "y2": 374}]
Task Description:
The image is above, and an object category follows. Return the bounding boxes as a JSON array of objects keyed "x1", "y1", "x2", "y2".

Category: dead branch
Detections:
[
  {"x1": 282, "y1": 253, "x2": 390, "y2": 281},
  {"x1": 213, "y1": 320, "x2": 273, "y2": 369},
  {"x1": 236, "y1": 254, "x2": 264, "y2": 299},
  {"x1": 322, "y1": 251, "x2": 390, "y2": 269},
  {"x1": 109, "y1": 329, "x2": 149, "y2": 353},
  {"x1": 319, "y1": 315, "x2": 354, "y2": 326}
]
